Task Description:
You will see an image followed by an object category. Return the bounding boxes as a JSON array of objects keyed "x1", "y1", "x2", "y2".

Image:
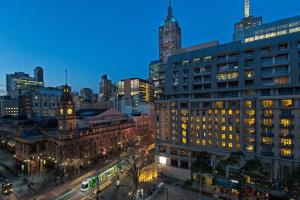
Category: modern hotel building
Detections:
[{"x1": 155, "y1": 1, "x2": 300, "y2": 181}]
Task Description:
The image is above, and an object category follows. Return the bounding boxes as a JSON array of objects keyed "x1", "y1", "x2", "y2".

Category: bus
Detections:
[
  {"x1": 81, "y1": 160, "x2": 123, "y2": 192},
  {"x1": 0, "y1": 178, "x2": 13, "y2": 195}
]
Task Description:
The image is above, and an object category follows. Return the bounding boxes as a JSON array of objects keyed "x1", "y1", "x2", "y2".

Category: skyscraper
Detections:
[
  {"x1": 99, "y1": 74, "x2": 114, "y2": 102},
  {"x1": 34, "y1": 66, "x2": 44, "y2": 83},
  {"x1": 159, "y1": 0, "x2": 181, "y2": 63},
  {"x1": 233, "y1": 0, "x2": 262, "y2": 41}
]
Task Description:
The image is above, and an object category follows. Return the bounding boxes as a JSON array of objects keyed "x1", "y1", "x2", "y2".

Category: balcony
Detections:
[
  {"x1": 279, "y1": 124, "x2": 294, "y2": 129},
  {"x1": 261, "y1": 124, "x2": 274, "y2": 128},
  {"x1": 261, "y1": 114, "x2": 274, "y2": 119},
  {"x1": 279, "y1": 143, "x2": 294, "y2": 148},
  {"x1": 261, "y1": 132, "x2": 274, "y2": 137},
  {"x1": 261, "y1": 151, "x2": 274, "y2": 157},
  {"x1": 280, "y1": 134, "x2": 294, "y2": 139},
  {"x1": 280, "y1": 154, "x2": 294, "y2": 159},
  {"x1": 261, "y1": 142, "x2": 274, "y2": 147},
  {"x1": 280, "y1": 114, "x2": 294, "y2": 119}
]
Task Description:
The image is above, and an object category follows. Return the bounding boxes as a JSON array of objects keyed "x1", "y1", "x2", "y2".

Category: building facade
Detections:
[
  {"x1": 14, "y1": 85, "x2": 137, "y2": 175},
  {"x1": 155, "y1": 14, "x2": 300, "y2": 181}
]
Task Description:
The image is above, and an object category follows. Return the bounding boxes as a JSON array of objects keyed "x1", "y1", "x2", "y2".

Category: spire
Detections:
[
  {"x1": 244, "y1": 0, "x2": 250, "y2": 18},
  {"x1": 167, "y1": 0, "x2": 173, "y2": 20},
  {"x1": 65, "y1": 69, "x2": 68, "y2": 85}
]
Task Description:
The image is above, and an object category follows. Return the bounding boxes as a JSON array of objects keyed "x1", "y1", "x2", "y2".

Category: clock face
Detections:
[
  {"x1": 60, "y1": 109, "x2": 64, "y2": 115},
  {"x1": 67, "y1": 108, "x2": 73, "y2": 115}
]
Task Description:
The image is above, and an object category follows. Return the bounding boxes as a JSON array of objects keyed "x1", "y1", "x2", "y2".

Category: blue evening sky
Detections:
[{"x1": 0, "y1": 0, "x2": 299, "y2": 93}]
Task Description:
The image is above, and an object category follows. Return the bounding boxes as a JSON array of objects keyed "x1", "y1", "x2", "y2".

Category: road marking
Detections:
[
  {"x1": 50, "y1": 191, "x2": 60, "y2": 197},
  {"x1": 63, "y1": 184, "x2": 93, "y2": 199}
]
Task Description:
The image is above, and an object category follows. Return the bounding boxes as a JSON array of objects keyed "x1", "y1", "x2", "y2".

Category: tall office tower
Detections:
[
  {"x1": 99, "y1": 74, "x2": 114, "y2": 102},
  {"x1": 159, "y1": 0, "x2": 181, "y2": 63},
  {"x1": 34, "y1": 66, "x2": 44, "y2": 83},
  {"x1": 233, "y1": 0, "x2": 262, "y2": 41},
  {"x1": 149, "y1": 60, "x2": 161, "y2": 102},
  {"x1": 155, "y1": 13, "x2": 300, "y2": 182},
  {"x1": 6, "y1": 71, "x2": 44, "y2": 98}
]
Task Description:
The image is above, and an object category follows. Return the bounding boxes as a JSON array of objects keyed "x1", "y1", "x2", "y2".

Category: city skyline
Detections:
[{"x1": 0, "y1": 0, "x2": 300, "y2": 93}]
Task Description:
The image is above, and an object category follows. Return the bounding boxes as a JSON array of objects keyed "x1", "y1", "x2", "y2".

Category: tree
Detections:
[
  {"x1": 123, "y1": 139, "x2": 151, "y2": 195},
  {"x1": 191, "y1": 152, "x2": 213, "y2": 198}
]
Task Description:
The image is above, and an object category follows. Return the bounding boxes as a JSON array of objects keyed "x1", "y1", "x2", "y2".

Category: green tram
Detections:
[{"x1": 81, "y1": 160, "x2": 123, "y2": 192}]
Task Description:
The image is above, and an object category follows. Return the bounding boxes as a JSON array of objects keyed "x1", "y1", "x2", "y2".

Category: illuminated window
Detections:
[
  {"x1": 280, "y1": 129, "x2": 289, "y2": 136},
  {"x1": 216, "y1": 101, "x2": 223, "y2": 108},
  {"x1": 182, "y1": 138, "x2": 187, "y2": 144},
  {"x1": 203, "y1": 125, "x2": 206, "y2": 130},
  {"x1": 262, "y1": 100, "x2": 273, "y2": 108},
  {"x1": 181, "y1": 124, "x2": 187, "y2": 130},
  {"x1": 245, "y1": 70, "x2": 254, "y2": 78},
  {"x1": 262, "y1": 119, "x2": 273, "y2": 126},
  {"x1": 221, "y1": 110, "x2": 226, "y2": 115},
  {"x1": 228, "y1": 72, "x2": 239, "y2": 79},
  {"x1": 281, "y1": 139, "x2": 292, "y2": 146},
  {"x1": 229, "y1": 134, "x2": 233, "y2": 140},
  {"x1": 262, "y1": 137, "x2": 273, "y2": 144},
  {"x1": 229, "y1": 126, "x2": 233, "y2": 132},
  {"x1": 246, "y1": 110, "x2": 255, "y2": 117},
  {"x1": 245, "y1": 100, "x2": 252, "y2": 108},
  {"x1": 236, "y1": 144, "x2": 241, "y2": 149},
  {"x1": 280, "y1": 149, "x2": 292, "y2": 156},
  {"x1": 221, "y1": 134, "x2": 226, "y2": 139},
  {"x1": 274, "y1": 76, "x2": 290, "y2": 85},
  {"x1": 202, "y1": 140, "x2": 206, "y2": 145},
  {"x1": 159, "y1": 156, "x2": 167, "y2": 165},
  {"x1": 222, "y1": 142, "x2": 226, "y2": 147},
  {"x1": 281, "y1": 99, "x2": 293, "y2": 107},
  {"x1": 280, "y1": 119, "x2": 291, "y2": 127},
  {"x1": 246, "y1": 145, "x2": 254, "y2": 152},
  {"x1": 221, "y1": 126, "x2": 226, "y2": 131},
  {"x1": 229, "y1": 110, "x2": 233, "y2": 115},
  {"x1": 222, "y1": 118, "x2": 226, "y2": 123},
  {"x1": 264, "y1": 109, "x2": 273, "y2": 116},
  {"x1": 182, "y1": 131, "x2": 187, "y2": 137},
  {"x1": 245, "y1": 118, "x2": 255, "y2": 126},
  {"x1": 229, "y1": 143, "x2": 233, "y2": 148}
]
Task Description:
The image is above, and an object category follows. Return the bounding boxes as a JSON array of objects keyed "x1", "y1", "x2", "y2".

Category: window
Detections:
[
  {"x1": 262, "y1": 100, "x2": 273, "y2": 108},
  {"x1": 280, "y1": 139, "x2": 292, "y2": 146},
  {"x1": 280, "y1": 119, "x2": 291, "y2": 127},
  {"x1": 193, "y1": 58, "x2": 200, "y2": 64},
  {"x1": 180, "y1": 161, "x2": 189, "y2": 169},
  {"x1": 274, "y1": 76, "x2": 290, "y2": 85},
  {"x1": 262, "y1": 137, "x2": 273, "y2": 144},
  {"x1": 204, "y1": 56, "x2": 213, "y2": 62},
  {"x1": 279, "y1": 43, "x2": 289, "y2": 51},
  {"x1": 246, "y1": 145, "x2": 254, "y2": 152},
  {"x1": 245, "y1": 70, "x2": 254, "y2": 78},
  {"x1": 280, "y1": 149, "x2": 292, "y2": 157},
  {"x1": 171, "y1": 159, "x2": 178, "y2": 167},
  {"x1": 281, "y1": 99, "x2": 293, "y2": 107},
  {"x1": 216, "y1": 101, "x2": 223, "y2": 108},
  {"x1": 245, "y1": 100, "x2": 253, "y2": 108}
]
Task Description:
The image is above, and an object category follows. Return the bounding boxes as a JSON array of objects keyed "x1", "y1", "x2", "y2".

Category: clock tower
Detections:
[{"x1": 58, "y1": 84, "x2": 76, "y2": 131}]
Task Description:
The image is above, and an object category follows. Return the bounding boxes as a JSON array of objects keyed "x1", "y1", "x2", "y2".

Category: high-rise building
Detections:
[
  {"x1": 155, "y1": 2, "x2": 300, "y2": 182},
  {"x1": 159, "y1": 0, "x2": 181, "y2": 63},
  {"x1": 6, "y1": 70, "x2": 44, "y2": 98},
  {"x1": 149, "y1": 60, "x2": 161, "y2": 102},
  {"x1": 34, "y1": 66, "x2": 44, "y2": 83},
  {"x1": 99, "y1": 74, "x2": 114, "y2": 102},
  {"x1": 115, "y1": 78, "x2": 151, "y2": 114}
]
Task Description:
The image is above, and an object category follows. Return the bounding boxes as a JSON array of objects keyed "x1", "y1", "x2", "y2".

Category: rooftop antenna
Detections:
[{"x1": 244, "y1": 0, "x2": 250, "y2": 18}]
